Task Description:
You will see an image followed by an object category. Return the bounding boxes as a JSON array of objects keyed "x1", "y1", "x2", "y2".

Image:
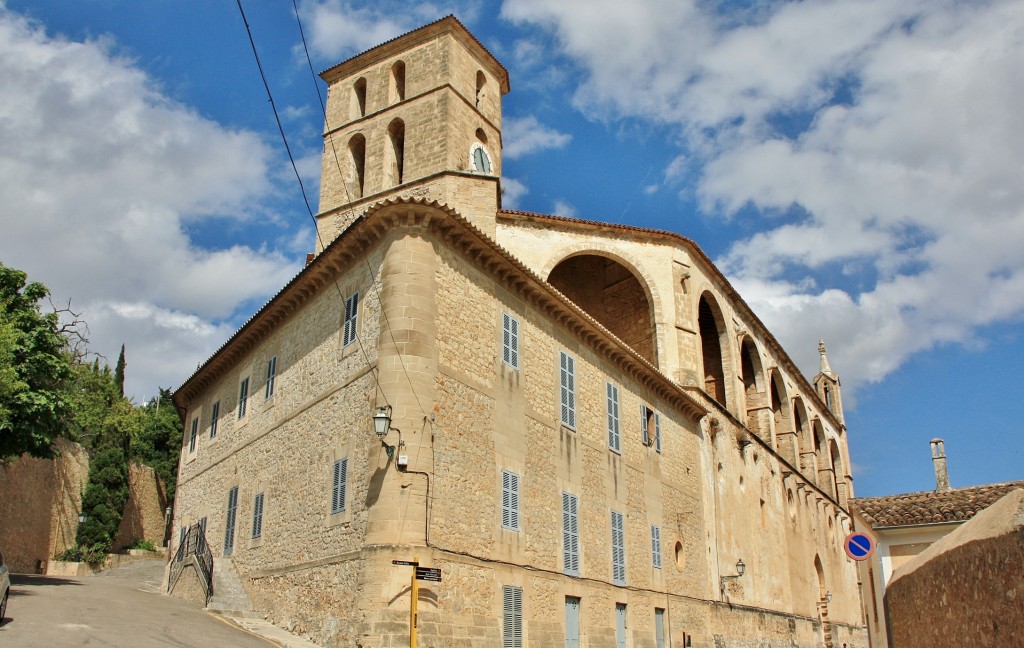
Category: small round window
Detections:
[{"x1": 470, "y1": 143, "x2": 492, "y2": 173}]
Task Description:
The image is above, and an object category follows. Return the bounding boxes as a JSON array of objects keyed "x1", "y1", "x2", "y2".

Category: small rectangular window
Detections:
[
  {"x1": 188, "y1": 417, "x2": 198, "y2": 453},
  {"x1": 264, "y1": 355, "x2": 277, "y2": 400},
  {"x1": 560, "y1": 352, "x2": 576, "y2": 429},
  {"x1": 611, "y1": 510, "x2": 626, "y2": 585},
  {"x1": 562, "y1": 492, "x2": 579, "y2": 576},
  {"x1": 343, "y1": 292, "x2": 359, "y2": 347},
  {"x1": 607, "y1": 383, "x2": 621, "y2": 453},
  {"x1": 209, "y1": 401, "x2": 220, "y2": 438},
  {"x1": 502, "y1": 312, "x2": 519, "y2": 370},
  {"x1": 237, "y1": 377, "x2": 249, "y2": 419},
  {"x1": 651, "y1": 524, "x2": 662, "y2": 569},
  {"x1": 332, "y1": 458, "x2": 348, "y2": 514},
  {"x1": 252, "y1": 492, "x2": 265, "y2": 539},
  {"x1": 502, "y1": 585, "x2": 523, "y2": 648},
  {"x1": 224, "y1": 486, "x2": 239, "y2": 556},
  {"x1": 641, "y1": 406, "x2": 660, "y2": 449},
  {"x1": 501, "y1": 469, "x2": 520, "y2": 531}
]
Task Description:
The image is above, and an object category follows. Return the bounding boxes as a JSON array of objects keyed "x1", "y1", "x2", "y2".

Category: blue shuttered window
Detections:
[
  {"x1": 651, "y1": 524, "x2": 662, "y2": 569},
  {"x1": 655, "y1": 412, "x2": 661, "y2": 453},
  {"x1": 560, "y1": 352, "x2": 575, "y2": 429},
  {"x1": 502, "y1": 585, "x2": 523, "y2": 648},
  {"x1": 611, "y1": 510, "x2": 626, "y2": 585},
  {"x1": 332, "y1": 458, "x2": 348, "y2": 514},
  {"x1": 252, "y1": 492, "x2": 265, "y2": 539},
  {"x1": 562, "y1": 492, "x2": 579, "y2": 576},
  {"x1": 188, "y1": 417, "x2": 198, "y2": 453},
  {"x1": 264, "y1": 356, "x2": 277, "y2": 400},
  {"x1": 607, "y1": 383, "x2": 620, "y2": 453},
  {"x1": 501, "y1": 470, "x2": 520, "y2": 531},
  {"x1": 209, "y1": 401, "x2": 219, "y2": 438},
  {"x1": 224, "y1": 486, "x2": 238, "y2": 556},
  {"x1": 502, "y1": 313, "x2": 519, "y2": 370},
  {"x1": 343, "y1": 293, "x2": 359, "y2": 346},
  {"x1": 237, "y1": 377, "x2": 249, "y2": 419}
]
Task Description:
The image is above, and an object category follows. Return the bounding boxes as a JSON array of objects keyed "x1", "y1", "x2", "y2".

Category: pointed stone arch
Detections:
[
  {"x1": 739, "y1": 336, "x2": 767, "y2": 439},
  {"x1": 347, "y1": 133, "x2": 366, "y2": 199},
  {"x1": 698, "y1": 293, "x2": 730, "y2": 408},
  {"x1": 830, "y1": 438, "x2": 848, "y2": 507},
  {"x1": 769, "y1": 369, "x2": 790, "y2": 456},
  {"x1": 792, "y1": 397, "x2": 810, "y2": 476},
  {"x1": 386, "y1": 118, "x2": 405, "y2": 186}
]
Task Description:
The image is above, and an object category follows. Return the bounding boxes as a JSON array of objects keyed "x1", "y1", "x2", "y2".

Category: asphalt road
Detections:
[{"x1": 0, "y1": 559, "x2": 275, "y2": 647}]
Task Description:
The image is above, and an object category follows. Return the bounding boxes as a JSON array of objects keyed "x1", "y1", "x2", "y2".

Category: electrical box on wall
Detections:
[{"x1": 397, "y1": 454, "x2": 409, "y2": 469}]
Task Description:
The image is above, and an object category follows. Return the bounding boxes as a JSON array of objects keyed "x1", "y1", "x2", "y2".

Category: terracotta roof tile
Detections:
[{"x1": 852, "y1": 481, "x2": 1024, "y2": 528}]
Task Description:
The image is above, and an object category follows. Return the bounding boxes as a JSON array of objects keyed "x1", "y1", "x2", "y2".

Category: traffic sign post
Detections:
[{"x1": 844, "y1": 532, "x2": 875, "y2": 561}]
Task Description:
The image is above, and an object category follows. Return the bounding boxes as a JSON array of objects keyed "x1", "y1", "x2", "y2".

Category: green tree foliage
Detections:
[
  {"x1": 76, "y1": 445, "x2": 130, "y2": 550},
  {"x1": 114, "y1": 344, "x2": 126, "y2": 397},
  {"x1": 63, "y1": 360, "x2": 120, "y2": 447},
  {"x1": 133, "y1": 388, "x2": 182, "y2": 502},
  {"x1": 0, "y1": 261, "x2": 72, "y2": 461}
]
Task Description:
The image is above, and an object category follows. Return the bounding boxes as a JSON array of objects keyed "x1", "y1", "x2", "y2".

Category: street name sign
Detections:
[
  {"x1": 415, "y1": 567, "x2": 442, "y2": 582},
  {"x1": 392, "y1": 560, "x2": 419, "y2": 566}
]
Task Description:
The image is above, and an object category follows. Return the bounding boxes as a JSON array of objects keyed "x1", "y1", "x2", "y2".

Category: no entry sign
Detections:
[{"x1": 844, "y1": 532, "x2": 875, "y2": 561}]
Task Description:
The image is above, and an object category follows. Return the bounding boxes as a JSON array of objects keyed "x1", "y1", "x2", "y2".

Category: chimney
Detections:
[{"x1": 930, "y1": 438, "x2": 950, "y2": 492}]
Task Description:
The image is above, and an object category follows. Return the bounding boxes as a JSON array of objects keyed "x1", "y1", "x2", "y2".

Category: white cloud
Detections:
[
  {"x1": 502, "y1": 115, "x2": 572, "y2": 159},
  {"x1": 501, "y1": 177, "x2": 528, "y2": 209},
  {"x1": 0, "y1": 7, "x2": 299, "y2": 399},
  {"x1": 502, "y1": 0, "x2": 1024, "y2": 396},
  {"x1": 553, "y1": 200, "x2": 577, "y2": 218}
]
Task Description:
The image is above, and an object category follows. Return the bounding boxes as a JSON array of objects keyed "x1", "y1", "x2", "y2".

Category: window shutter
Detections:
[
  {"x1": 641, "y1": 406, "x2": 650, "y2": 446},
  {"x1": 224, "y1": 486, "x2": 238, "y2": 555},
  {"x1": 252, "y1": 492, "x2": 265, "y2": 539},
  {"x1": 238, "y1": 378, "x2": 249, "y2": 419},
  {"x1": 562, "y1": 492, "x2": 579, "y2": 576},
  {"x1": 265, "y1": 356, "x2": 277, "y2": 399},
  {"x1": 502, "y1": 470, "x2": 520, "y2": 530},
  {"x1": 343, "y1": 293, "x2": 359, "y2": 346},
  {"x1": 502, "y1": 585, "x2": 523, "y2": 648},
  {"x1": 560, "y1": 352, "x2": 575, "y2": 428},
  {"x1": 210, "y1": 401, "x2": 219, "y2": 438},
  {"x1": 607, "y1": 383, "x2": 620, "y2": 452},
  {"x1": 655, "y1": 412, "x2": 661, "y2": 453},
  {"x1": 189, "y1": 417, "x2": 198, "y2": 453},
  {"x1": 332, "y1": 458, "x2": 348, "y2": 514},
  {"x1": 651, "y1": 524, "x2": 662, "y2": 569},
  {"x1": 503, "y1": 313, "x2": 520, "y2": 370},
  {"x1": 611, "y1": 510, "x2": 625, "y2": 584}
]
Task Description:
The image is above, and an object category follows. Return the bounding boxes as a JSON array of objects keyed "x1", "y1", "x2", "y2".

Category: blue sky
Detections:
[{"x1": 1, "y1": 0, "x2": 1021, "y2": 497}]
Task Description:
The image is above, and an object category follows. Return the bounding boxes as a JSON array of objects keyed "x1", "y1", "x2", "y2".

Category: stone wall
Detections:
[
  {"x1": 114, "y1": 462, "x2": 168, "y2": 549},
  {"x1": 0, "y1": 439, "x2": 166, "y2": 573},
  {"x1": 0, "y1": 438, "x2": 88, "y2": 573},
  {"x1": 885, "y1": 488, "x2": 1024, "y2": 647}
]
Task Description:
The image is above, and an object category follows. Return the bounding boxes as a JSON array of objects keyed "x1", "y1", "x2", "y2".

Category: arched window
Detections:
[
  {"x1": 475, "y1": 70, "x2": 486, "y2": 107},
  {"x1": 739, "y1": 337, "x2": 764, "y2": 436},
  {"x1": 348, "y1": 134, "x2": 366, "y2": 198},
  {"x1": 698, "y1": 294, "x2": 728, "y2": 407},
  {"x1": 389, "y1": 60, "x2": 405, "y2": 104},
  {"x1": 387, "y1": 119, "x2": 405, "y2": 186},
  {"x1": 469, "y1": 142, "x2": 492, "y2": 173},
  {"x1": 352, "y1": 77, "x2": 367, "y2": 118}
]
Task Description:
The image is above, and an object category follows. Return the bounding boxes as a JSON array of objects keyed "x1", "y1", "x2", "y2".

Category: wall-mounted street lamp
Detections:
[
  {"x1": 825, "y1": 590, "x2": 832, "y2": 603},
  {"x1": 78, "y1": 512, "x2": 87, "y2": 525},
  {"x1": 720, "y1": 558, "x2": 746, "y2": 599},
  {"x1": 373, "y1": 405, "x2": 403, "y2": 461}
]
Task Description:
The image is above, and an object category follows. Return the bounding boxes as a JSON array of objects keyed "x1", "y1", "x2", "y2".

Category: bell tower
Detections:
[{"x1": 315, "y1": 16, "x2": 509, "y2": 246}]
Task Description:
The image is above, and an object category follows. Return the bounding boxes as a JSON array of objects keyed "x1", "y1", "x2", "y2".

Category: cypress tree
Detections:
[{"x1": 114, "y1": 344, "x2": 126, "y2": 397}]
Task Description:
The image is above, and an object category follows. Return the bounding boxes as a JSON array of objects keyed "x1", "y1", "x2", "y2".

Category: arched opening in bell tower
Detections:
[{"x1": 547, "y1": 254, "x2": 656, "y2": 365}]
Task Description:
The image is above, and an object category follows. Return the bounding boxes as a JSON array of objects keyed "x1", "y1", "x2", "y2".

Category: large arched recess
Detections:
[
  {"x1": 698, "y1": 292, "x2": 730, "y2": 408},
  {"x1": 547, "y1": 253, "x2": 657, "y2": 364}
]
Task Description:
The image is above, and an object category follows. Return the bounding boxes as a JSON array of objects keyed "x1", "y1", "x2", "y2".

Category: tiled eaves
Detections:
[
  {"x1": 852, "y1": 480, "x2": 1024, "y2": 528},
  {"x1": 497, "y1": 208, "x2": 845, "y2": 434},
  {"x1": 319, "y1": 15, "x2": 510, "y2": 94},
  {"x1": 174, "y1": 197, "x2": 708, "y2": 423}
]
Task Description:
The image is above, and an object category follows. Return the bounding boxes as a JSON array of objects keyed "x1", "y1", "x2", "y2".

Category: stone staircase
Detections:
[{"x1": 205, "y1": 556, "x2": 257, "y2": 618}]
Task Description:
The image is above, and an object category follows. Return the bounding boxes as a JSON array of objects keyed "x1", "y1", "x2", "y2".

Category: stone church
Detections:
[{"x1": 171, "y1": 16, "x2": 864, "y2": 648}]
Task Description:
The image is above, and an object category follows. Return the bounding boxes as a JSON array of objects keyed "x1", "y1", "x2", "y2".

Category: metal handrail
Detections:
[{"x1": 168, "y1": 523, "x2": 213, "y2": 599}]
